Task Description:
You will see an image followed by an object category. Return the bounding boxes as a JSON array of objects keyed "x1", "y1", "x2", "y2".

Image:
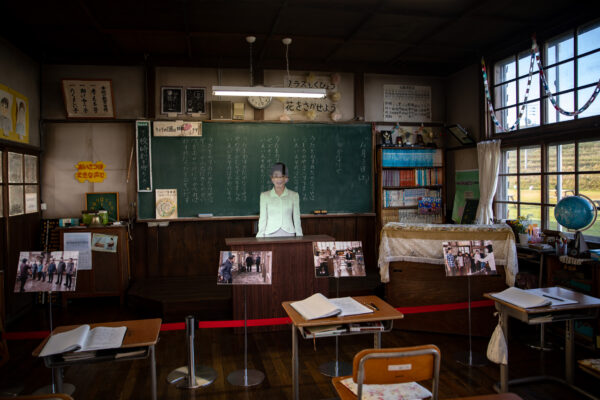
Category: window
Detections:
[
  {"x1": 495, "y1": 140, "x2": 600, "y2": 239},
  {"x1": 3, "y1": 150, "x2": 39, "y2": 216},
  {"x1": 492, "y1": 20, "x2": 600, "y2": 133}
]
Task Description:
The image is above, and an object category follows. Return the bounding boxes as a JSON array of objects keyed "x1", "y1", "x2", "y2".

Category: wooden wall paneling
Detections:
[
  {"x1": 5, "y1": 213, "x2": 41, "y2": 321},
  {"x1": 146, "y1": 226, "x2": 160, "y2": 277}
]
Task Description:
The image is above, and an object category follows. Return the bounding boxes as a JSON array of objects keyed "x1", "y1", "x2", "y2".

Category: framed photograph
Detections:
[
  {"x1": 380, "y1": 130, "x2": 393, "y2": 146},
  {"x1": 85, "y1": 192, "x2": 119, "y2": 222},
  {"x1": 312, "y1": 241, "x2": 366, "y2": 278},
  {"x1": 446, "y1": 124, "x2": 475, "y2": 145},
  {"x1": 61, "y1": 79, "x2": 115, "y2": 119},
  {"x1": 161, "y1": 86, "x2": 183, "y2": 115},
  {"x1": 217, "y1": 251, "x2": 272, "y2": 285},
  {"x1": 442, "y1": 240, "x2": 497, "y2": 277},
  {"x1": 14, "y1": 250, "x2": 79, "y2": 293},
  {"x1": 185, "y1": 87, "x2": 206, "y2": 114}
]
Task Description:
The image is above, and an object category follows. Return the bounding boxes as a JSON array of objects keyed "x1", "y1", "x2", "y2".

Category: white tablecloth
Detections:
[{"x1": 378, "y1": 222, "x2": 518, "y2": 286}]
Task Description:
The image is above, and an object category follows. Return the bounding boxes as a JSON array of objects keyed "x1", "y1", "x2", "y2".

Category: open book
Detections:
[
  {"x1": 290, "y1": 293, "x2": 373, "y2": 320},
  {"x1": 39, "y1": 325, "x2": 127, "y2": 357},
  {"x1": 490, "y1": 287, "x2": 577, "y2": 309}
]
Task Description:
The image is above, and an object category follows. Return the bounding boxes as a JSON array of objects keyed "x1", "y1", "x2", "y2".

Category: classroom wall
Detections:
[
  {"x1": 444, "y1": 63, "x2": 481, "y2": 216},
  {"x1": 41, "y1": 122, "x2": 136, "y2": 220},
  {"x1": 0, "y1": 37, "x2": 41, "y2": 147},
  {"x1": 41, "y1": 65, "x2": 145, "y2": 119},
  {"x1": 154, "y1": 67, "x2": 354, "y2": 122},
  {"x1": 363, "y1": 73, "x2": 446, "y2": 122}
]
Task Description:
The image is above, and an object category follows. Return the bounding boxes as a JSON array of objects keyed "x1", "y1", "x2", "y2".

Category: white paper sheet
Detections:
[{"x1": 64, "y1": 232, "x2": 92, "y2": 270}]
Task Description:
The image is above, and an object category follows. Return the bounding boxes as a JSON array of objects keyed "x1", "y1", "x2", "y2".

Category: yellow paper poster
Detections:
[
  {"x1": 0, "y1": 83, "x2": 29, "y2": 144},
  {"x1": 75, "y1": 161, "x2": 107, "y2": 183}
]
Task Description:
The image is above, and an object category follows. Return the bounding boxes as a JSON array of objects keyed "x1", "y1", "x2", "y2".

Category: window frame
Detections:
[
  {"x1": 489, "y1": 19, "x2": 600, "y2": 137},
  {"x1": 495, "y1": 140, "x2": 600, "y2": 240},
  {"x1": 0, "y1": 146, "x2": 40, "y2": 218}
]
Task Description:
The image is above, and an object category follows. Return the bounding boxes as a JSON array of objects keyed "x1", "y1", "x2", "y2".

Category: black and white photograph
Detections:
[
  {"x1": 186, "y1": 87, "x2": 206, "y2": 114},
  {"x1": 442, "y1": 240, "x2": 497, "y2": 277},
  {"x1": 14, "y1": 251, "x2": 79, "y2": 293},
  {"x1": 160, "y1": 86, "x2": 183, "y2": 114},
  {"x1": 313, "y1": 241, "x2": 366, "y2": 278},
  {"x1": 217, "y1": 250, "x2": 272, "y2": 285}
]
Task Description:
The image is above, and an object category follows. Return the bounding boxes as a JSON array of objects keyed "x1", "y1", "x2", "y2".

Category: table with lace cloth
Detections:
[{"x1": 378, "y1": 222, "x2": 518, "y2": 287}]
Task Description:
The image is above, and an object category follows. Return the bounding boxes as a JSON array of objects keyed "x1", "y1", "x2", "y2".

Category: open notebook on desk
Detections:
[
  {"x1": 39, "y1": 324, "x2": 127, "y2": 357},
  {"x1": 290, "y1": 293, "x2": 374, "y2": 320},
  {"x1": 490, "y1": 287, "x2": 578, "y2": 309}
]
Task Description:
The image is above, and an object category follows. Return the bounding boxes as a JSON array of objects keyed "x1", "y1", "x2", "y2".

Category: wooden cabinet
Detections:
[
  {"x1": 59, "y1": 226, "x2": 130, "y2": 306},
  {"x1": 376, "y1": 146, "x2": 444, "y2": 232}
]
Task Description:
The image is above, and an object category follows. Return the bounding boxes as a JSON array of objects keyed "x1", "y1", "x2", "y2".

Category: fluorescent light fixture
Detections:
[{"x1": 212, "y1": 86, "x2": 326, "y2": 98}]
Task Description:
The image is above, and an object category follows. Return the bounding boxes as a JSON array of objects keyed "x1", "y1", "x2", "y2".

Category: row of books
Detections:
[
  {"x1": 382, "y1": 149, "x2": 442, "y2": 167},
  {"x1": 417, "y1": 196, "x2": 442, "y2": 215},
  {"x1": 382, "y1": 168, "x2": 443, "y2": 187},
  {"x1": 383, "y1": 188, "x2": 441, "y2": 207},
  {"x1": 382, "y1": 208, "x2": 444, "y2": 225},
  {"x1": 304, "y1": 322, "x2": 385, "y2": 338}
]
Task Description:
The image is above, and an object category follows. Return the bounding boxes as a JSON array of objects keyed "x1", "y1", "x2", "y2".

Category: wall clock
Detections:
[{"x1": 247, "y1": 96, "x2": 272, "y2": 109}]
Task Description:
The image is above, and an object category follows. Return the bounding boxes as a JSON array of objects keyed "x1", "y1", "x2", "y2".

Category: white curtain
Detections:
[{"x1": 476, "y1": 140, "x2": 501, "y2": 224}]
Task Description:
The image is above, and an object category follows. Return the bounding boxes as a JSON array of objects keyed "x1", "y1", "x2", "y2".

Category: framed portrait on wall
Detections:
[
  {"x1": 161, "y1": 86, "x2": 183, "y2": 115},
  {"x1": 185, "y1": 87, "x2": 206, "y2": 114}
]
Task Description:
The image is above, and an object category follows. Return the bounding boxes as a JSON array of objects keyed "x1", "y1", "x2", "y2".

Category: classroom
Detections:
[{"x1": 1, "y1": 1, "x2": 600, "y2": 399}]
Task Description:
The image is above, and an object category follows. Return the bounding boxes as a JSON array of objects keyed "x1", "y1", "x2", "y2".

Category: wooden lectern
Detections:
[{"x1": 226, "y1": 235, "x2": 334, "y2": 331}]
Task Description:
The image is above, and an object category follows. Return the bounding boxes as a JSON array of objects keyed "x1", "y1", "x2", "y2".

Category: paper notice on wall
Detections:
[
  {"x1": 383, "y1": 85, "x2": 431, "y2": 122},
  {"x1": 64, "y1": 232, "x2": 92, "y2": 270}
]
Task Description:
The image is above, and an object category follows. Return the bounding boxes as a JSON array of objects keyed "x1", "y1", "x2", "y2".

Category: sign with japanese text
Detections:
[
  {"x1": 75, "y1": 161, "x2": 107, "y2": 183},
  {"x1": 383, "y1": 84, "x2": 431, "y2": 122},
  {"x1": 153, "y1": 120, "x2": 202, "y2": 137},
  {"x1": 136, "y1": 121, "x2": 153, "y2": 192},
  {"x1": 61, "y1": 79, "x2": 115, "y2": 119},
  {"x1": 283, "y1": 75, "x2": 337, "y2": 119}
]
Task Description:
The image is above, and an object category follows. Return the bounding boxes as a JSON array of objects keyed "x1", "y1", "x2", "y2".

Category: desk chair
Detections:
[{"x1": 332, "y1": 344, "x2": 441, "y2": 400}]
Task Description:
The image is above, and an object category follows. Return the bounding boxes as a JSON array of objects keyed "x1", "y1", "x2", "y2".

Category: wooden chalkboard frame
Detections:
[{"x1": 136, "y1": 122, "x2": 375, "y2": 221}]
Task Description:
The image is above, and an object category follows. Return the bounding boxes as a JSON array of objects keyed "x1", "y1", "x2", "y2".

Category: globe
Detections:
[{"x1": 554, "y1": 195, "x2": 596, "y2": 231}]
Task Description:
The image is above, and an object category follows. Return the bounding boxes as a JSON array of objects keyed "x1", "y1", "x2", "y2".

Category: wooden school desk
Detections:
[
  {"x1": 282, "y1": 295, "x2": 404, "y2": 400},
  {"x1": 32, "y1": 319, "x2": 162, "y2": 400},
  {"x1": 485, "y1": 287, "x2": 600, "y2": 398}
]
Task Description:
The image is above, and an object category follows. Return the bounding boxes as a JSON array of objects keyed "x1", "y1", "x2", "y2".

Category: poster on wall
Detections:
[
  {"x1": 0, "y1": 83, "x2": 29, "y2": 144},
  {"x1": 383, "y1": 84, "x2": 431, "y2": 123},
  {"x1": 282, "y1": 74, "x2": 338, "y2": 121},
  {"x1": 61, "y1": 79, "x2": 115, "y2": 119},
  {"x1": 452, "y1": 169, "x2": 480, "y2": 223}
]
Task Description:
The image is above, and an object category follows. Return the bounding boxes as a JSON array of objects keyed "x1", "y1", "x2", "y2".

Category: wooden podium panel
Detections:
[{"x1": 226, "y1": 235, "x2": 333, "y2": 331}]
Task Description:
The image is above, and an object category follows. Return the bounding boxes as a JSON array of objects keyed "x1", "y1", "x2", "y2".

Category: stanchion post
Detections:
[{"x1": 166, "y1": 315, "x2": 216, "y2": 389}]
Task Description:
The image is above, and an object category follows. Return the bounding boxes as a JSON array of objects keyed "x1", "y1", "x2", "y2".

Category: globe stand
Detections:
[{"x1": 573, "y1": 230, "x2": 589, "y2": 256}]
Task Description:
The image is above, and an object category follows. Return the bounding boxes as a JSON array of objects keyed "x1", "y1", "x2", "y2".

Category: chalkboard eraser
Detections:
[
  {"x1": 313, "y1": 210, "x2": 321, "y2": 214},
  {"x1": 197, "y1": 213, "x2": 213, "y2": 217},
  {"x1": 320, "y1": 210, "x2": 328, "y2": 215}
]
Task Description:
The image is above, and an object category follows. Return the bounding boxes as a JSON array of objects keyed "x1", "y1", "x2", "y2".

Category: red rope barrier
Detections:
[{"x1": 4, "y1": 300, "x2": 494, "y2": 340}]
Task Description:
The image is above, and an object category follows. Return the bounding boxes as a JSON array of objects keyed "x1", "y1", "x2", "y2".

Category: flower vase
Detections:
[{"x1": 518, "y1": 233, "x2": 529, "y2": 246}]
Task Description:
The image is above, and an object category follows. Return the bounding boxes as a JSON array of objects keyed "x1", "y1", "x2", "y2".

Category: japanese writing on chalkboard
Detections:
[
  {"x1": 136, "y1": 121, "x2": 152, "y2": 192},
  {"x1": 62, "y1": 80, "x2": 114, "y2": 119},
  {"x1": 383, "y1": 85, "x2": 431, "y2": 122}
]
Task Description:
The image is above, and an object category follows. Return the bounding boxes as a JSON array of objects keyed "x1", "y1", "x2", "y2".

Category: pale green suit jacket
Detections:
[{"x1": 256, "y1": 187, "x2": 303, "y2": 237}]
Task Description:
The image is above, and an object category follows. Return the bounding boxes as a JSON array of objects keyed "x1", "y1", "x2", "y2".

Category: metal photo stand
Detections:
[
  {"x1": 167, "y1": 315, "x2": 217, "y2": 389},
  {"x1": 455, "y1": 275, "x2": 487, "y2": 367},
  {"x1": 33, "y1": 292, "x2": 75, "y2": 396},
  {"x1": 227, "y1": 285, "x2": 265, "y2": 386},
  {"x1": 318, "y1": 277, "x2": 352, "y2": 377}
]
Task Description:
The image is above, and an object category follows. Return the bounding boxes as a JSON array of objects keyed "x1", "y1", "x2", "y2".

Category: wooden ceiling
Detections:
[{"x1": 1, "y1": 0, "x2": 597, "y2": 76}]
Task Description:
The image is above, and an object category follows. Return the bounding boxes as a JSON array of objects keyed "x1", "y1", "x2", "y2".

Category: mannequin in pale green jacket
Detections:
[{"x1": 256, "y1": 162, "x2": 303, "y2": 237}]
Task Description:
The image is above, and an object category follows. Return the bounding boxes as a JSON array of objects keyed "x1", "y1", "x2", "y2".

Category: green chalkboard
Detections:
[{"x1": 137, "y1": 122, "x2": 373, "y2": 219}]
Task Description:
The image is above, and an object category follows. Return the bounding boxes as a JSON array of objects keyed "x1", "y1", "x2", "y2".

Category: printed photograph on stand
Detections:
[
  {"x1": 313, "y1": 241, "x2": 366, "y2": 278},
  {"x1": 442, "y1": 240, "x2": 497, "y2": 277},
  {"x1": 14, "y1": 251, "x2": 79, "y2": 293},
  {"x1": 217, "y1": 251, "x2": 272, "y2": 285}
]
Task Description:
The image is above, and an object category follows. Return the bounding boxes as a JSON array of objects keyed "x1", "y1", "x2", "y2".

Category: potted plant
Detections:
[{"x1": 506, "y1": 217, "x2": 530, "y2": 245}]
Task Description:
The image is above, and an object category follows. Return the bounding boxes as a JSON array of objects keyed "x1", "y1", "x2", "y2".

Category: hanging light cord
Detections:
[
  {"x1": 285, "y1": 42, "x2": 291, "y2": 84},
  {"x1": 249, "y1": 40, "x2": 253, "y2": 87}
]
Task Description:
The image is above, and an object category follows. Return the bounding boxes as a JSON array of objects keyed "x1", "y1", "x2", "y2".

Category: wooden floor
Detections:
[{"x1": 1, "y1": 297, "x2": 600, "y2": 399}]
